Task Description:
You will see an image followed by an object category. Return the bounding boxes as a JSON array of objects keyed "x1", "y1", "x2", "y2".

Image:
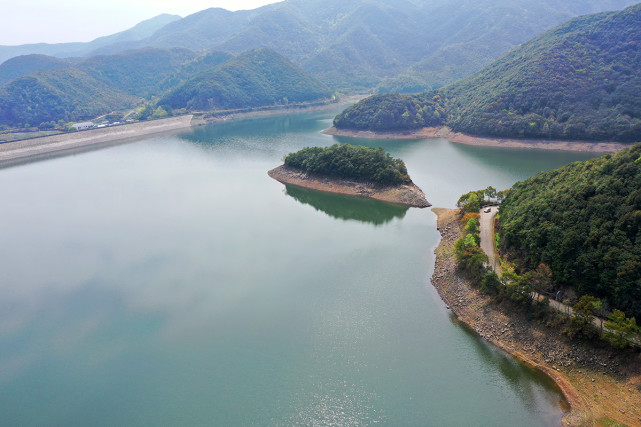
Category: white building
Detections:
[{"x1": 72, "y1": 122, "x2": 95, "y2": 131}]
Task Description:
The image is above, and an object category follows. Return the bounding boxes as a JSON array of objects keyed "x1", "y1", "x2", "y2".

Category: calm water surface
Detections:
[{"x1": 0, "y1": 112, "x2": 599, "y2": 425}]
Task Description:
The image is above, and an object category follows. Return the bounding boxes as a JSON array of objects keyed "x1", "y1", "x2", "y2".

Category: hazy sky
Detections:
[{"x1": 1, "y1": 0, "x2": 281, "y2": 46}]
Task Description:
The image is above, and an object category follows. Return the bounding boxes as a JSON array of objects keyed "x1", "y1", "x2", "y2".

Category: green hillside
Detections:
[
  {"x1": 0, "y1": 48, "x2": 196, "y2": 126},
  {"x1": 0, "y1": 55, "x2": 71, "y2": 86},
  {"x1": 0, "y1": 48, "x2": 332, "y2": 127},
  {"x1": 155, "y1": 51, "x2": 233, "y2": 93},
  {"x1": 78, "y1": 48, "x2": 196, "y2": 97},
  {"x1": 335, "y1": 4, "x2": 641, "y2": 142},
  {"x1": 159, "y1": 49, "x2": 333, "y2": 111},
  {"x1": 0, "y1": 68, "x2": 136, "y2": 126},
  {"x1": 499, "y1": 143, "x2": 641, "y2": 319}
]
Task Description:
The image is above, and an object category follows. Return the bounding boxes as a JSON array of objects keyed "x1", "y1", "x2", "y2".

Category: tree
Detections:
[
  {"x1": 482, "y1": 271, "x2": 502, "y2": 295},
  {"x1": 496, "y1": 189, "x2": 509, "y2": 203},
  {"x1": 152, "y1": 106, "x2": 168, "y2": 119},
  {"x1": 529, "y1": 263, "x2": 554, "y2": 296},
  {"x1": 457, "y1": 192, "x2": 481, "y2": 213},
  {"x1": 484, "y1": 186, "x2": 497, "y2": 202},
  {"x1": 464, "y1": 217, "x2": 480, "y2": 236},
  {"x1": 566, "y1": 295, "x2": 601, "y2": 340},
  {"x1": 603, "y1": 309, "x2": 639, "y2": 349}
]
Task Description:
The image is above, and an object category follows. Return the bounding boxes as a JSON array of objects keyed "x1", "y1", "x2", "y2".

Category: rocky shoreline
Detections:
[
  {"x1": 268, "y1": 165, "x2": 431, "y2": 208},
  {"x1": 323, "y1": 126, "x2": 629, "y2": 154},
  {"x1": 431, "y1": 208, "x2": 641, "y2": 426}
]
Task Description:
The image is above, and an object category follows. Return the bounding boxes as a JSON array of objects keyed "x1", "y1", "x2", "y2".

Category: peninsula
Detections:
[{"x1": 268, "y1": 144, "x2": 430, "y2": 208}]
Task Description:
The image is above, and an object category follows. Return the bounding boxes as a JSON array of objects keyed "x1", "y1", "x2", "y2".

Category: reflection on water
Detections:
[
  {"x1": 284, "y1": 184, "x2": 409, "y2": 225},
  {"x1": 452, "y1": 316, "x2": 567, "y2": 425},
  {"x1": 0, "y1": 110, "x2": 596, "y2": 426}
]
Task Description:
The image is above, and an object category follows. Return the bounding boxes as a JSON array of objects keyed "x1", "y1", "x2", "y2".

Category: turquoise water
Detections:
[{"x1": 0, "y1": 112, "x2": 599, "y2": 425}]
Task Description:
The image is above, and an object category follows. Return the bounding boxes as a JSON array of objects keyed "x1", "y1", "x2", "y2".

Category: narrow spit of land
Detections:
[
  {"x1": 323, "y1": 126, "x2": 629, "y2": 154},
  {"x1": 432, "y1": 208, "x2": 641, "y2": 426},
  {"x1": 268, "y1": 165, "x2": 430, "y2": 208}
]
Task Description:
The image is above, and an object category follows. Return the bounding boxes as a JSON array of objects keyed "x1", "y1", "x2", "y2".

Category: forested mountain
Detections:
[
  {"x1": 159, "y1": 49, "x2": 332, "y2": 111},
  {"x1": 0, "y1": 48, "x2": 331, "y2": 127},
  {"x1": 0, "y1": 68, "x2": 137, "y2": 127},
  {"x1": 2, "y1": 0, "x2": 637, "y2": 92},
  {"x1": 376, "y1": 0, "x2": 641, "y2": 93},
  {"x1": 0, "y1": 48, "x2": 196, "y2": 126},
  {"x1": 0, "y1": 55, "x2": 72, "y2": 86},
  {"x1": 77, "y1": 48, "x2": 196, "y2": 97},
  {"x1": 335, "y1": 4, "x2": 641, "y2": 142},
  {"x1": 499, "y1": 143, "x2": 641, "y2": 319},
  {"x1": 0, "y1": 14, "x2": 180, "y2": 65}
]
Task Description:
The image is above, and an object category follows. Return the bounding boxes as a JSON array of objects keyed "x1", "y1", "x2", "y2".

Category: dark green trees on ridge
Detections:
[
  {"x1": 284, "y1": 144, "x2": 412, "y2": 186},
  {"x1": 498, "y1": 143, "x2": 641, "y2": 319}
]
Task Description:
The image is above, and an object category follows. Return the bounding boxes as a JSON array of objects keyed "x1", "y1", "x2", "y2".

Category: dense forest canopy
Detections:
[
  {"x1": 333, "y1": 92, "x2": 446, "y2": 131},
  {"x1": 499, "y1": 143, "x2": 641, "y2": 318},
  {"x1": 159, "y1": 49, "x2": 333, "y2": 111},
  {"x1": 334, "y1": 4, "x2": 641, "y2": 143},
  {"x1": 284, "y1": 144, "x2": 412, "y2": 186}
]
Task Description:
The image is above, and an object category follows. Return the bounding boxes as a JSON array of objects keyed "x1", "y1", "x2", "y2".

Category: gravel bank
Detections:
[
  {"x1": 324, "y1": 126, "x2": 629, "y2": 154},
  {"x1": 268, "y1": 165, "x2": 431, "y2": 207}
]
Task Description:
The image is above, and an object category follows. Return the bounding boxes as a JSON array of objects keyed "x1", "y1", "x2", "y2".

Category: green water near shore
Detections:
[{"x1": 0, "y1": 111, "x2": 599, "y2": 425}]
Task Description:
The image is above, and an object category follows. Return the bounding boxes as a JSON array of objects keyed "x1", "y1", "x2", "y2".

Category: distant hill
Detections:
[
  {"x1": 375, "y1": 0, "x2": 641, "y2": 93},
  {"x1": 335, "y1": 4, "x2": 641, "y2": 142},
  {"x1": 0, "y1": 55, "x2": 71, "y2": 86},
  {"x1": 159, "y1": 49, "x2": 333, "y2": 111},
  {"x1": 0, "y1": 48, "x2": 331, "y2": 127},
  {"x1": 0, "y1": 68, "x2": 136, "y2": 126},
  {"x1": 2, "y1": 1, "x2": 637, "y2": 92},
  {"x1": 77, "y1": 48, "x2": 196, "y2": 97},
  {"x1": 0, "y1": 47, "x2": 196, "y2": 126},
  {"x1": 0, "y1": 14, "x2": 181, "y2": 65},
  {"x1": 499, "y1": 143, "x2": 641, "y2": 319}
]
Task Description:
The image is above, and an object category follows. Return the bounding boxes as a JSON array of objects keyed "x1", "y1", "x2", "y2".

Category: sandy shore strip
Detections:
[
  {"x1": 324, "y1": 126, "x2": 630, "y2": 153},
  {"x1": 431, "y1": 207, "x2": 641, "y2": 426},
  {"x1": 268, "y1": 165, "x2": 430, "y2": 207}
]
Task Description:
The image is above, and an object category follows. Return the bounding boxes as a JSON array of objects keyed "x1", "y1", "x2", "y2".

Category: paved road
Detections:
[{"x1": 479, "y1": 206, "x2": 499, "y2": 272}]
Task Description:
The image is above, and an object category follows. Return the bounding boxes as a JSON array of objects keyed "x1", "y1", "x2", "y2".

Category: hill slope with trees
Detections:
[
  {"x1": 0, "y1": 48, "x2": 332, "y2": 127},
  {"x1": 499, "y1": 143, "x2": 641, "y2": 319},
  {"x1": 158, "y1": 49, "x2": 333, "y2": 111},
  {"x1": 335, "y1": 4, "x2": 641, "y2": 142}
]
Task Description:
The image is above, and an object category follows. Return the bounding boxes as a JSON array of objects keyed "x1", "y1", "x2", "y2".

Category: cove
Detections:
[{"x1": 0, "y1": 111, "x2": 600, "y2": 425}]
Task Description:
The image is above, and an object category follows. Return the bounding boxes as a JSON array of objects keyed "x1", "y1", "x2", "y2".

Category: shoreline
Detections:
[
  {"x1": 0, "y1": 100, "x2": 356, "y2": 169},
  {"x1": 268, "y1": 165, "x2": 431, "y2": 208},
  {"x1": 431, "y1": 207, "x2": 641, "y2": 426},
  {"x1": 323, "y1": 126, "x2": 630, "y2": 154},
  {"x1": 0, "y1": 115, "x2": 194, "y2": 168}
]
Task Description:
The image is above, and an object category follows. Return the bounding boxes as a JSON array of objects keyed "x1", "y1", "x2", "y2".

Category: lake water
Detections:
[{"x1": 0, "y1": 111, "x2": 599, "y2": 426}]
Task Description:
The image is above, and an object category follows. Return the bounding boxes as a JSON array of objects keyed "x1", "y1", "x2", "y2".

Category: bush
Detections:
[{"x1": 481, "y1": 271, "x2": 501, "y2": 295}]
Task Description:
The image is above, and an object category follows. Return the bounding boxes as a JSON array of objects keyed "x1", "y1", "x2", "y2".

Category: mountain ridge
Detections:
[{"x1": 334, "y1": 4, "x2": 641, "y2": 142}]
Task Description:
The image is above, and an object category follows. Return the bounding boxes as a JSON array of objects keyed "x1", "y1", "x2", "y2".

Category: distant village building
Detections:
[{"x1": 72, "y1": 122, "x2": 95, "y2": 131}]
